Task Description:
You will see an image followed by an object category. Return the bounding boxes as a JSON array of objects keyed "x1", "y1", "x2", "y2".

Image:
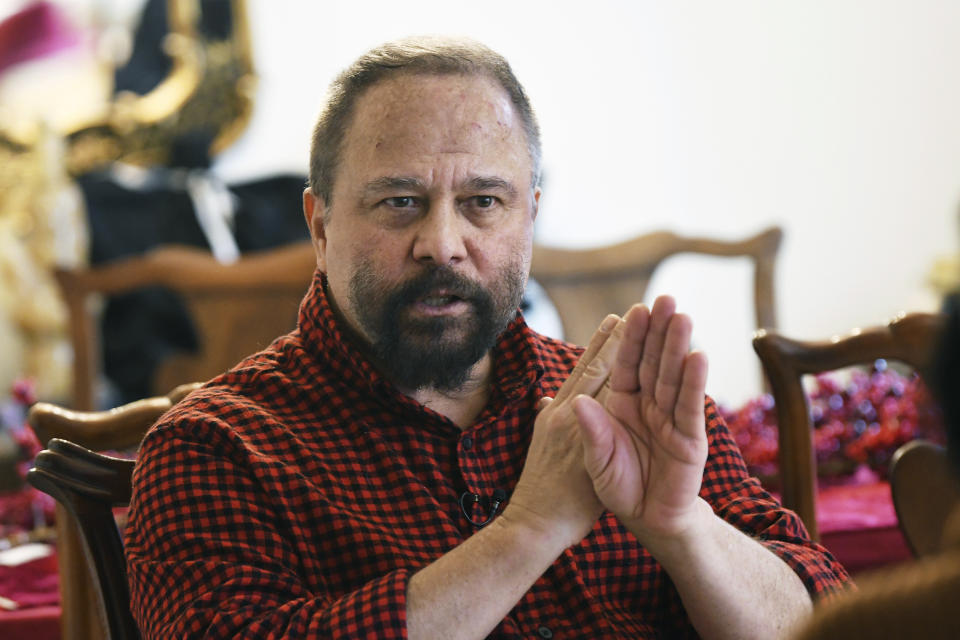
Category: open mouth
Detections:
[
  {"x1": 411, "y1": 290, "x2": 471, "y2": 316},
  {"x1": 422, "y1": 294, "x2": 462, "y2": 307}
]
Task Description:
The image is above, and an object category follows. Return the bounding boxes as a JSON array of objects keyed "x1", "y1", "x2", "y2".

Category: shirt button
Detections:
[
  {"x1": 461, "y1": 436, "x2": 474, "y2": 450},
  {"x1": 536, "y1": 626, "x2": 553, "y2": 639}
]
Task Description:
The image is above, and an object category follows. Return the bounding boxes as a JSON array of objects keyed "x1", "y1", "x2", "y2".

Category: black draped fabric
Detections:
[
  {"x1": 78, "y1": 171, "x2": 309, "y2": 407},
  {"x1": 75, "y1": 0, "x2": 310, "y2": 406}
]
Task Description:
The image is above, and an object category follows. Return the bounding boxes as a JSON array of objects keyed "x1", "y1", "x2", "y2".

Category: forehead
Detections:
[{"x1": 338, "y1": 73, "x2": 531, "y2": 182}]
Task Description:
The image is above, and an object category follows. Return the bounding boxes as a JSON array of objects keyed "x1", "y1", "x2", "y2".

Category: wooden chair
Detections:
[
  {"x1": 27, "y1": 383, "x2": 199, "y2": 640},
  {"x1": 28, "y1": 442, "x2": 139, "y2": 640},
  {"x1": 752, "y1": 312, "x2": 945, "y2": 543},
  {"x1": 56, "y1": 240, "x2": 316, "y2": 410},
  {"x1": 530, "y1": 226, "x2": 782, "y2": 346},
  {"x1": 889, "y1": 439, "x2": 960, "y2": 557}
]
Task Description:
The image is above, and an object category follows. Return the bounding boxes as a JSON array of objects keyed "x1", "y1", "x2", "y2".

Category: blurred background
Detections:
[{"x1": 2, "y1": 0, "x2": 959, "y2": 408}]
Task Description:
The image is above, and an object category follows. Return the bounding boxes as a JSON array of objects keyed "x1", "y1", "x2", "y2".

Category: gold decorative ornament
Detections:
[
  {"x1": 63, "y1": 0, "x2": 257, "y2": 175},
  {"x1": 0, "y1": 0, "x2": 257, "y2": 403}
]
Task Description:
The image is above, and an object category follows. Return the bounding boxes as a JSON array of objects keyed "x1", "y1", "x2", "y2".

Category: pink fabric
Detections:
[
  {"x1": 0, "y1": 1, "x2": 82, "y2": 74},
  {"x1": 0, "y1": 605, "x2": 60, "y2": 640},
  {"x1": 816, "y1": 477, "x2": 912, "y2": 574},
  {"x1": 821, "y1": 525, "x2": 912, "y2": 576},
  {"x1": 0, "y1": 548, "x2": 59, "y2": 607},
  {"x1": 771, "y1": 471, "x2": 912, "y2": 574},
  {"x1": 0, "y1": 489, "x2": 54, "y2": 534},
  {"x1": 0, "y1": 549, "x2": 60, "y2": 640},
  {"x1": 817, "y1": 479, "x2": 898, "y2": 533}
]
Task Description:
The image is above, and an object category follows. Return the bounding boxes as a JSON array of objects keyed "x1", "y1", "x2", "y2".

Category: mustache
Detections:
[{"x1": 391, "y1": 266, "x2": 488, "y2": 307}]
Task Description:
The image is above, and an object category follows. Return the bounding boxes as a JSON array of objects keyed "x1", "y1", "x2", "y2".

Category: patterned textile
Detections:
[{"x1": 126, "y1": 272, "x2": 851, "y2": 639}]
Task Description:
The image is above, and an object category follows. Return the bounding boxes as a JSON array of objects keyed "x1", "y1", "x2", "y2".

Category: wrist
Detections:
[
  {"x1": 496, "y1": 502, "x2": 582, "y2": 556},
  {"x1": 625, "y1": 497, "x2": 717, "y2": 554}
]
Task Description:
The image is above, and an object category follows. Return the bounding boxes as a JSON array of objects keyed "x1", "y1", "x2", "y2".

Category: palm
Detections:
[
  {"x1": 574, "y1": 297, "x2": 709, "y2": 539},
  {"x1": 601, "y1": 389, "x2": 705, "y2": 530}
]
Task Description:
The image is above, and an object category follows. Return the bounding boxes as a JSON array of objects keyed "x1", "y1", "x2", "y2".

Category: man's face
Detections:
[{"x1": 304, "y1": 73, "x2": 540, "y2": 391}]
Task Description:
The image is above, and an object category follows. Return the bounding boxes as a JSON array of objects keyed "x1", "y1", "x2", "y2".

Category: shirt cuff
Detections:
[{"x1": 325, "y1": 568, "x2": 411, "y2": 638}]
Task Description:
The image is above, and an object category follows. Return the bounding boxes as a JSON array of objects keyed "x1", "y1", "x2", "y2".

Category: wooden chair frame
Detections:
[
  {"x1": 752, "y1": 312, "x2": 945, "y2": 540},
  {"x1": 530, "y1": 226, "x2": 782, "y2": 346},
  {"x1": 28, "y1": 440, "x2": 139, "y2": 640},
  {"x1": 56, "y1": 240, "x2": 316, "y2": 410},
  {"x1": 889, "y1": 439, "x2": 960, "y2": 557},
  {"x1": 27, "y1": 383, "x2": 198, "y2": 640}
]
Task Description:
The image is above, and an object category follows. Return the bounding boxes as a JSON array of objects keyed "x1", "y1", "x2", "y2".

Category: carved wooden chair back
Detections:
[
  {"x1": 889, "y1": 439, "x2": 960, "y2": 557},
  {"x1": 56, "y1": 241, "x2": 316, "y2": 410},
  {"x1": 27, "y1": 383, "x2": 200, "y2": 640},
  {"x1": 530, "y1": 226, "x2": 782, "y2": 346},
  {"x1": 28, "y1": 441, "x2": 139, "y2": 640},
  {"x1": 752, "y1": 312, "x2": 945, "y2": 541}
]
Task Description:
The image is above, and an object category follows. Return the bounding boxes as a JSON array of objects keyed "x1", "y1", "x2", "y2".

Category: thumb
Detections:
[
  {"x1": 536, "y1": 396, "x2": 554, "y2": 411},
  {"x1": 573, "y1": 394, "x2": 615, "y2": 480}
]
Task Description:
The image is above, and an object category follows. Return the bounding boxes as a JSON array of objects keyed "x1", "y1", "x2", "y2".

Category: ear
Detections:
[
  {"x1": 531, "y1": 187, "x2": 541, "y2": 222},
  {"x1": 303, "y1": 188, "x2": 329, "y2": 273}
]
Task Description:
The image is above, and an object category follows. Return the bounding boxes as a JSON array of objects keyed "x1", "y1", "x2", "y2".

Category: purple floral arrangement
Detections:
[{"x1": 721, "y1": 360, "x2": 946, "y2": 483}]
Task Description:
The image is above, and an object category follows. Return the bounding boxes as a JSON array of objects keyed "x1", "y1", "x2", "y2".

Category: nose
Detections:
[{"x1": 411, "y1": 203, "x2": 467, "y2": 266}]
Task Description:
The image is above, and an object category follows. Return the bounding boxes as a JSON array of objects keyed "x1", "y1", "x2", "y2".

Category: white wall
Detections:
[{"x1": 212, "y1": 0, "x2": 960, "y2": 406}]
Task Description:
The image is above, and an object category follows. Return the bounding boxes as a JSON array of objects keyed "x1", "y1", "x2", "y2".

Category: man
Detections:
[{"x1": 126, "y1": 36, "x2": 850, "y2": 639}]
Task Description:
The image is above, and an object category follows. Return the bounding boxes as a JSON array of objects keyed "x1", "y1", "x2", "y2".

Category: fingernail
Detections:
[{"x1": 600, "y1": 314, "x2": 619, "y2": 331}]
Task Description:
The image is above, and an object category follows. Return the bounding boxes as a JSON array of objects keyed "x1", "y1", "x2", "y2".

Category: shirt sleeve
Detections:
[
  {"x1": 698, "y1": 397, "x2": 854, "y2": 600},
  {"x1": 125, "y1": 421, "x2": 410, "y2": 639}
]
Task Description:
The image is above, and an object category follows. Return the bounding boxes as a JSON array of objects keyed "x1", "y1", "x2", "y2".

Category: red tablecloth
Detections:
[
  {"x1": 817, "y1": 479, "x2": 912, "y2": 574},
  {"x1": 0, "y1": 547, "x2": 60, "y2": 640},
  {"x1": 0, "y1": 605, "x2": 60, "y2": 640},
  {"x1": 769, "y1": 466, "x2": 913, "y2": 575}
]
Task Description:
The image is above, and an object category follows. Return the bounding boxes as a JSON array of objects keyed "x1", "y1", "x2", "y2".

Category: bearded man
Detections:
[{"x1": 126, "y1": 36, "x2": 850, "y2": 639}]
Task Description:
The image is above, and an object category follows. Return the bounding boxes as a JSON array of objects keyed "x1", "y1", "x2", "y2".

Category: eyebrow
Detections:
[
  {"x1": 360, "y1": 175, "x2": 520, "y2": 199},
  {"x1": 361, "y1": 176, "x2": 425, "y2": 198},
  {"x1": 464, "y1": 176, "x2": 518, "y2": 198}
]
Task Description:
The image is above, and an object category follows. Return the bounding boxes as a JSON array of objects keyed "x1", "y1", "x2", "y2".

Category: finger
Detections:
[
  {"x1": 609, "y1": 304, "x2": 650, "y2": 393},
  {"x1": 654, "y1": 312, "x2": 694, "y2": 411},
  {"x1": 674, "y1": 350, "x2": 709, "y2": 439},
  {"x1": 638, "y1": 295, "x2": 677, "y2": 397},
  {"x1": 554, "y1": 314, "x2": 623, "y2": 404},
  {"x1": 554, "y1": 314, "x2": 618, "y2": 403},
  {"x1": 573, "y1": 394, "x2": 616, "y2": 481}
]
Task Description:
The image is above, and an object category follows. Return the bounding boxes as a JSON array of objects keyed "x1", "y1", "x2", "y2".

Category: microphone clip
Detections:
[{"x1": 459, "y1": 488, "x2": 508, "y2": 527}]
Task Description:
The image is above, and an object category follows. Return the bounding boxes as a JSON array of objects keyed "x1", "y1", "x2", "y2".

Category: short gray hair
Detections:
[{"x1": 308, "y1": 36, "x2": 542, "y2": 207}]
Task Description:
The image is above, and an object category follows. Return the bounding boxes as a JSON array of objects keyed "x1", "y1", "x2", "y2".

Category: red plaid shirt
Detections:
[{"x1": 126, "y1": 273, "x2": 851, "y2": 639}]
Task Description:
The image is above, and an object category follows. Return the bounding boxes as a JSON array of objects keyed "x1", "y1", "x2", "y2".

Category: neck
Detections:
[{"x1": 405, "y1": 353, "x2": 493, "y2": 429}]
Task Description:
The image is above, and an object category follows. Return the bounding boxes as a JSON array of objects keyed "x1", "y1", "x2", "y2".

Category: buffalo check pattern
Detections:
[{"x1": 126, "y1": 272, "x2": 851, "y2": 639}]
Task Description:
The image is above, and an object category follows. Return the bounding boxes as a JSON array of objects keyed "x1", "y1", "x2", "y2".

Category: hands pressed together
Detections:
[
  {"x1": 507, "y1": 295, "x2": 710, "y2": 549},
  {"x1": 411, "y1": 295, "x2": 819, "y2": 640}
]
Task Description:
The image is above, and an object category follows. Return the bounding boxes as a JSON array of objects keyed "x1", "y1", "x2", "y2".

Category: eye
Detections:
[
  {"x1": 474, "y1": 195, "x2": 496, "y2": 208},
  {"x1": 384, "y1": 196, "x2": 417, "y2": 208}
]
